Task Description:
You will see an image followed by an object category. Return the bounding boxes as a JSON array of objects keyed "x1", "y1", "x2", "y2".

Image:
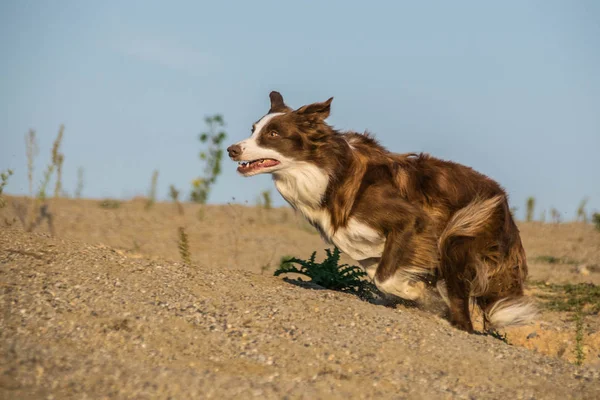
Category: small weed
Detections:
[
  {"x1": 38, "y1": 126, "x2": 64, "y2": 201},
  {"x1": 25, "y1": 129, "x2": 38, "y2": 199},
  {"x1": 52, "y1": 124, "x2": 65, "y2": 198},
  {"x1": 0, "y1": 169, "x2": 14, "y2": 208},
  {"x1": 530, "y1": 281, "x2": 596, "y2": 366},
  {"x1": 526, "y1": 197, "x2": 535, "y2": 222},
  {"x1": 191, "y1": 115, "x2": 227, "y2": 204},
  {"x1": 178, "y1": 227, "x2": 192, "y2": 266},
  {"x1": 169, "y1": 185, "x2": 184, "y2": 215},
  {"x1": 576, "y1": 198, "x2": 589, "y2": 223},
  {"x1": 274, "y1": 247, "x2": 378, "y2": 300},
  {"x1": 531, "y1": 281, "x2": 599, "y2": 315},
  {"x1": 593, "y1": 213, "x2": 600, "y2": 231},
  {"x1": 145, "y1": 170, "x2": 159, "y2": 210},
  {"x1": 37, "y1": 162, "x2": 55, "y2": 201},
  {"x1": 260, "y1": 190, "x2": 272, "y2": 210},
  {"x1": 99, "y1": 199, "x2": 121, "y2": 209},
  {"x1": 19, "y1": 127, "x2": 62, "y2": 233},
  {"x1": 75, "y1": 167, "x2": 84, "y2": 198}
]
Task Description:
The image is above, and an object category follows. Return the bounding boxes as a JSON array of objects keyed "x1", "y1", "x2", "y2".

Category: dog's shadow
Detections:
[
  {"x1": 281, "y1": 277, "x2": 418, "y2": 308},
  {"x1": 282, "y1": 278, "x2": 510, "y2": 343}
]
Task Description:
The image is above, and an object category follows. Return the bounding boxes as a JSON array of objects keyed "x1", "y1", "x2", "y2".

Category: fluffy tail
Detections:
[
  {"x1": 439, "y1": 195, "x2": 504, "y2": 246},
  {"x1": 438, "y1": 195, "x2": 537, "y2": 329},
  {"x1": 486, "y1": 297, "x2": 538, "y2": 329},
  {"x1": 437, "y1": 195, "x2": 504, "y2": 286}
]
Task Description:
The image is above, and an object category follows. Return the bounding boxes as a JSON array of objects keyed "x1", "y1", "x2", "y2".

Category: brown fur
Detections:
[{"x1": 229, "y1": 92, "x2": 532, "y2": 332}]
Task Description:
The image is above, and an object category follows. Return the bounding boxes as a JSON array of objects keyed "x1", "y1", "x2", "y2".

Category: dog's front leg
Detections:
[{"x1": 372, "y1": 229, "x2": 426, "y2": 301}]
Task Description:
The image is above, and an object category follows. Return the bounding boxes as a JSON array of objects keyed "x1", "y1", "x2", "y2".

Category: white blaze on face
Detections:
[
  {"x1": 233, "y1": 113, "x2": 286, "y2": 164},
  {"x1": 250, "y1": 112, "x2": 284, "y2": 140}
]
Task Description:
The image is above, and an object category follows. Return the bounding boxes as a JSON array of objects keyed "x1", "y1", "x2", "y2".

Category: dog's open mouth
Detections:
[{"x1": 237, "y1": 158, "x2": 280, "y2": 174}]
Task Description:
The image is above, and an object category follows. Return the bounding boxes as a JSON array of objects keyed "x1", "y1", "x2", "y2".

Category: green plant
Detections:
[
  {"x1": 37, "y1": 126, "x2": 64, "y2": 201},
  {"x1": 576, "y1": 197, "x2": 589, "y2": 223},
  {"x1": 178, "y1": 227, "x2": 192, "y2": 266},
  {"x1": 37, "y1": 162, "x2": 55, "y2": 201},
  {"x1": 510, "y1": 207, "x2": 518, "y2": 220},
  {"x1": 145, "y1": 170, "x2": 159, "y2": 210},
  {"x1": 261, "y1": 190, "x2": 272, "y2": 210},
  {"x1": 13, "y1": 129, "x2": 58, "y2": 233},
  {"x1": 526, "y1": 197, "x2": 535, "y2": 222},
  {"x1": 75, "y1": 167, "x2": 84, "y2": 198},
  {"x1": 274, "y1": 247, "x2": 377, "y2": 300},
  {"x1": 52, "y1": 124, "x2": 65, "y2": 198},
  {"x1": 531, "y1": 281, "x2": 599, "y2": 315},
  {"x1": 25, "y1": 129, "x2": 38, "y2": 199},
  {"x1": 0, "y1": 169, "x2": 14, "y2": 208},
  {"x1": 169, "y1": 185, "x2": 184, "y2": 215},
  {"x1": 592, "y1": 213, "x2": 600, "y2": 231},
  {"x1": 531, "y1": 280, "x2": 595, "y2": 366},
  {"x1": 22, "y1": 127, "x2": 62, "y2": 233},
  {"x1": 280, "y1": 255, "x2": 294, "y2": 269},
  {"x1": 25, "y1": 130, "x2": 38, "y2": 226},
  {"x1": 190, "y1": 115, "x2": 227, "y2": 204}
]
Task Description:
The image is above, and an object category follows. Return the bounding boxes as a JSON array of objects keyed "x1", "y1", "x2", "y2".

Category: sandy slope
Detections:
[{"x1": 1, "y1": 197, "x2": 600, "y2": 399}]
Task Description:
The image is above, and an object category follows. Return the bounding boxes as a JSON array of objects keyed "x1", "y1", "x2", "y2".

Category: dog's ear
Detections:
[
  {"x1": 295, "y1": 97, "x2": 333, "y2": 121},
  {"x1": 269, "y1": 91, "x2": 291, "y2": 113}
]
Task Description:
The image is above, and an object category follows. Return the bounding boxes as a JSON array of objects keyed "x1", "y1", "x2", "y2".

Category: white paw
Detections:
[{"x1": 375, "y1": 274, "x2": 425, "y2": 301}]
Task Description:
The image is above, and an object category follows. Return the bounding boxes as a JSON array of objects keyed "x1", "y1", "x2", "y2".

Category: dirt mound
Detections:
[{"x1": 1, "y1": 227, "x2": 599, "y2": 399}]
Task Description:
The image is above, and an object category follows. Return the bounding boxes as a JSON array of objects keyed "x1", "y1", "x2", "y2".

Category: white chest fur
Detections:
[
  {"x1": 330, "y1": 218, "x2": 385, "y2": 260},
  {"x1": 273, "y1": 163, "x2": 385, "y2": 261}
]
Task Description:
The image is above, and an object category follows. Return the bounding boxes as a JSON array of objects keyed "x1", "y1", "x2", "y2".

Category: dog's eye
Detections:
[{"x1": 269, "y1": 131, "x2": 279, "y2": 137}]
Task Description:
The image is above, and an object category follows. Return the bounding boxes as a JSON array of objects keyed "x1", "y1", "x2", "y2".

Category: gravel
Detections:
[{"x1": 1, "y1": 226, "x2": 599, "y2": 399}]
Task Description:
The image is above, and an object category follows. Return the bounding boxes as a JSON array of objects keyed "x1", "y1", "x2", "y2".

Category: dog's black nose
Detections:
[{"x1": 227, "y1": 144, "x2": 241, "y2": 158}]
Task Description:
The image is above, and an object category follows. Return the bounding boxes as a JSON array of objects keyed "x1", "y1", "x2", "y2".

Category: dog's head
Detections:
[{"x1": 227, "y1": 92, "x2": 333, "y2": 176}]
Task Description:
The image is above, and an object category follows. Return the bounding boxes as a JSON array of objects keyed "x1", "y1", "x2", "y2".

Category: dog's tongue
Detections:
[
  {"x1": 261, "y1": 159, "x2": 279, "y2": 168},
  {"x1": 238, "y1": 158, "x2": 280, "y2": 173}
]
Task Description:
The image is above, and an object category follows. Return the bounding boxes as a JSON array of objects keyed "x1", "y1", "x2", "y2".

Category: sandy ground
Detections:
[{"x1": 1, "y1": 196, "x2": 599, "y2": 399}]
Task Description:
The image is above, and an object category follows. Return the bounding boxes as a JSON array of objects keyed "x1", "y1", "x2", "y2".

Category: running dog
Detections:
[{"x1": 227, "y1": 91, "x2": 536, "y2": 332}]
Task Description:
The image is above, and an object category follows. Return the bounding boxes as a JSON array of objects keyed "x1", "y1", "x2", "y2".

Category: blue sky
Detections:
[{"x1": 1, "y1": 1, "x2": 599, "y2": 220}]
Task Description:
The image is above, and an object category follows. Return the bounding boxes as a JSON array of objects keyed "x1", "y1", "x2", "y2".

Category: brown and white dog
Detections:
[{"x1": 227, "y1": 91, "x2": 536, "y2": 332}]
